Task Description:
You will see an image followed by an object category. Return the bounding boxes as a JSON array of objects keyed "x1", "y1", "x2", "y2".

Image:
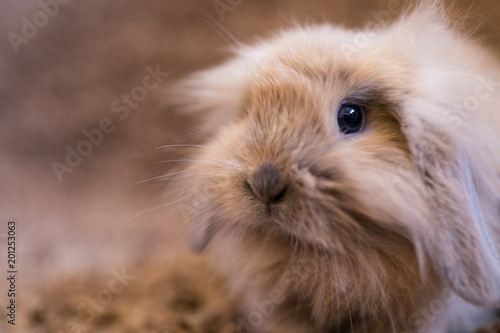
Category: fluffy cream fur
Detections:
[{"x1": 172, "y1": 1, "x2": 500, "y2": 332}]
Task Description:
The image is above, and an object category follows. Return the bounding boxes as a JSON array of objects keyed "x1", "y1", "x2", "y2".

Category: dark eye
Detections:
[{"x1": 337, "y1": 103, "x2": 364, "y2": 134}]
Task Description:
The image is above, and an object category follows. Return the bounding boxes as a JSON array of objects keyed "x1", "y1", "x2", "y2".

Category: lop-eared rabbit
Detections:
[{"x1": 172, "y1": 1, "x2": 500, "y2": 332}]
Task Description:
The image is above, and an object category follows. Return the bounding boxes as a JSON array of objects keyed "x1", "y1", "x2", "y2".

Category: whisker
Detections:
[
  {"x1": 185, "y1": 127, "x2": 217, "y2": 143},
  {"x1": 121, "y1": 170, "x2": 192, "y2": 191},
  {"x1": 155, "y1": 144, "x2": 207, "y2": 150},
  {"x1": 127, "y1": 195, "x2": 190, "y2": 222},
  {"x1": 157, "y1": 159, "x2": 215, "y2": 164}
]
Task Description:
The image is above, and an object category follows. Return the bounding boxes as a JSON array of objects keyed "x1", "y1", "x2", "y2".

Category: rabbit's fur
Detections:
[{"x1": 172, "y1": 1, "x2": 500, "y2": 332}]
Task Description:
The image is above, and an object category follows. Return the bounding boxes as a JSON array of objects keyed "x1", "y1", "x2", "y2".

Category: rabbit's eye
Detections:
[{"x1": 337, "y1": 104, "x2": 364, "y2": 134}]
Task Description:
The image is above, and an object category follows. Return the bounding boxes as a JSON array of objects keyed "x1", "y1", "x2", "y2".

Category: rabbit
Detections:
[{"x1": 170, "y1": 1, "x2": 500, "y2": 332}]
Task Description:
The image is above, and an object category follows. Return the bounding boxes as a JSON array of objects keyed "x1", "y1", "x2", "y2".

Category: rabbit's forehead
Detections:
[{"x1": 244, "y1": 45, "x2": 411, "y2": 120}]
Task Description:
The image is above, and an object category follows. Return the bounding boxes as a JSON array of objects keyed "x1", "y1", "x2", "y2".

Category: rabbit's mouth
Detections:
[{"x1": 240, "y1": 161, "x2": 355, "y2": 247}]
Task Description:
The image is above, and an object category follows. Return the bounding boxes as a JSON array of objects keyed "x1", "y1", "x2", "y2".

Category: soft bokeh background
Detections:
[{"x1": 1, "y1": 0, "x2": 500, "y2": 331}]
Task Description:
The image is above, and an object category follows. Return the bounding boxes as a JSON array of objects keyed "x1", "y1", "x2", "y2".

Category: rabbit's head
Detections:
[{"x1": 172, "y1": 2, "x2": 500, "y2": 330}]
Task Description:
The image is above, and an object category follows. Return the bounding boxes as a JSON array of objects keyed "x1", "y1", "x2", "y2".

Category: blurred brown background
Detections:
[{"x1": 0, "y1": 0, "x2": 499, "y2": 331}]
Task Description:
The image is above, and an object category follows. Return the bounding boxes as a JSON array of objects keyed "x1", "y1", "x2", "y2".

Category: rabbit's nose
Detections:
[{"x1": 248, "y1": 163, "x2": 287, "y2": 203}]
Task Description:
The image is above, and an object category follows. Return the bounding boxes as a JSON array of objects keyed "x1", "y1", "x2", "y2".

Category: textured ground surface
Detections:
[
  {"x1": 19, "y1": 252, "x2": 242, "y2": 333},
  {"x1": 1, "y1": 0, "x2": 500, "y2": 332}
]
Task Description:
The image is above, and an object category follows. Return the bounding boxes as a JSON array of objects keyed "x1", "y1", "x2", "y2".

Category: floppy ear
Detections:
[{"x1": 401, "y1": 105, "x2": 500, "y2": 307}]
